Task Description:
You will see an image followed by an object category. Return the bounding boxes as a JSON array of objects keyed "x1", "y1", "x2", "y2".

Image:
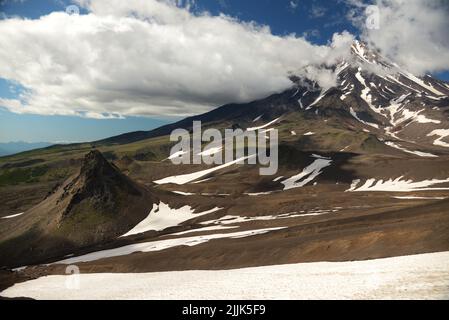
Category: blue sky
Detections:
[
  {"x1": 0, "y1": 0, "x2": 358, "y2": 40},
  {"x1": 0, "y1": 107, "x2": 169, "y2": 143},
  {"x1": 0, "y1": 0, "x2": 448, "y2": 143}
]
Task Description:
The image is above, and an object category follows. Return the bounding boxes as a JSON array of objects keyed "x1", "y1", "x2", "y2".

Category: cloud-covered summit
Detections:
[{"x1": 347, "y1": 0, "x2": 449, "y2": 75}]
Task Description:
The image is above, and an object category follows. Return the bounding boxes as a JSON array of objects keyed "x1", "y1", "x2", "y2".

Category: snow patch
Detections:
[
  {"x1": 384, "y1": 142, "x2": 437, "y2": 158},
  {"x1": 154, "y1": 155, "x2": 255, "y2": 185},
  {"x1": 120, "y1": 202, "x2": 222, "y2": 237},
  {"x1": 427, "y1": 129, "x2": 449, "y2": 148},
  {"x1": 350, "y1": 107, "x2": 379, "y2": 129},
  {"x1": 393, "y1": 196, "x2": 446, "y2": 200},
  {"x1": 252, "y1": 114, "x2": 263, "y2": 122},
  {"x1": 355, "y1": 69, "x2": 383, "y2": 116},
  {"x1": 1, "y1": 212, "x2": 25, "y2": 219},
  {"x1": 55, "y1": 227, "x2": 286, "y2": 265},
  {"x1": 306, "y1": 89, "x2": 330, "y2": 109},
  {"x1": 281, "y1": 156, "x2": 332, "y2": 191},
  {"x1": 172, "y1": 191, "x2": 195, "y2": 196},
  {"x1": 387, "y1": 75, "x2": 421, "y2": 94},
  {"x1": 247, "y1": 118, "x2": 280, "y2": 132},
  {"x1": 401, "y1": 72, "x2": 445, "y2": 96},
  {"x1": 245, "y1": 192, "x2": 275, "y2": 196},
  {"x1": 167, "y1": 150, "x2": 188, "y2": 161},
  {"x1": 201, "y1": 210, "x2": 337, "y2": 226},
  {"x1": 347, "y1": 177, "x2": 449, "y2": 192}
]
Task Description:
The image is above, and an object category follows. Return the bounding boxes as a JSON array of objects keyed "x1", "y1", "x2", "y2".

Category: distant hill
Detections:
[{"x1": 0, "y1": 142, "x2": 53, "y2": 157}]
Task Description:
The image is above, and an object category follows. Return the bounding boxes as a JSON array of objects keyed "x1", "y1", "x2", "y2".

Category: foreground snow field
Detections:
[{"x1": 2, "y1": 251, "x2": 449, "y2": 300}]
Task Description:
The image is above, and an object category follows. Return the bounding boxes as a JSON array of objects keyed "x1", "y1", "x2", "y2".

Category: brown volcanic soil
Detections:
[
  {"x1": 4, "y1": 191, "x2": 447, "y2": 286},
  {"x1": 0, "y1": 182, "x2": 54, "y2": 219},
  {"x1": 1, "y1": 160, "x2": 449, "y2": 296},
  {"x1": 70, "y1": 197, "x2": 449, "y2": 273}
]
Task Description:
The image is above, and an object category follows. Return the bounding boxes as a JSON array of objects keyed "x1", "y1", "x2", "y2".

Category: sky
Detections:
[{"x1": 0, "y1": 0, "x2": 448, "y2": 143}]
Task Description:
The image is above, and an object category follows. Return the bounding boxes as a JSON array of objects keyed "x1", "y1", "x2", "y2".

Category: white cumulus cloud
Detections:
[{"x1": 0, "y1": 0, "x2": 355, "y2": 118}]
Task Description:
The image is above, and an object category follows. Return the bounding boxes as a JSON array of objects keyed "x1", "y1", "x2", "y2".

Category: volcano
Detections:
[{"x1": 98, "y1": 41, "x2": 449, "y2": 159}]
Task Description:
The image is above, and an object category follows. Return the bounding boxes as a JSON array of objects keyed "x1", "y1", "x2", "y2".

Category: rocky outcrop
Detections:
[{"x1": 0, "y1": 150, "x2": 156, "y2": 268}]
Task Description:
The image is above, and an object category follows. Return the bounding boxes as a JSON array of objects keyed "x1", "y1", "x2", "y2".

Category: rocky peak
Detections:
[
  {"x1": 79, "y1": 150, "x2": 119, "y2": 181},
  {"x1": 61, "y1": 150, "x2": 142, "y2": 218}
]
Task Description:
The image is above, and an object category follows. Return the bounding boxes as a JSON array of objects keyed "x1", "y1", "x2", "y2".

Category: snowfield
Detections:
[
  {"x1": 2, "y1": 251, "x2": 449, "y2": 300},
  {"x1": 120, "y1": 202, "x2": 222, "y2": 237}
]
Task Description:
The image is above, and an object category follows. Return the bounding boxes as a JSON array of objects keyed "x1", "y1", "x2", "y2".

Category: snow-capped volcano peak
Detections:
[
  {"x1": 349, "y1": 40, "x2": 392, "y2": 69},
  {"x1": 351, "y1": 40, "x2": 375, "y2": 64},
  {"x1": 347, "y1": 40, "x2": 448, "y2": 97},
  {"x1": 285, "y1": 40, "x2": 449, "y2": 152}
]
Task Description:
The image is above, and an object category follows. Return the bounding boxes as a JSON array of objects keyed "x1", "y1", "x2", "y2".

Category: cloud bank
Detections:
[
  {"x1": 347, "y1": 0, "x2": 449, "y2": 75},
  {"x1": 1, "y1": 0, "x2": 447, "y2": 119},
  {"x1": 0, "y1": 0, "x2": 353, "y2": 118}
]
